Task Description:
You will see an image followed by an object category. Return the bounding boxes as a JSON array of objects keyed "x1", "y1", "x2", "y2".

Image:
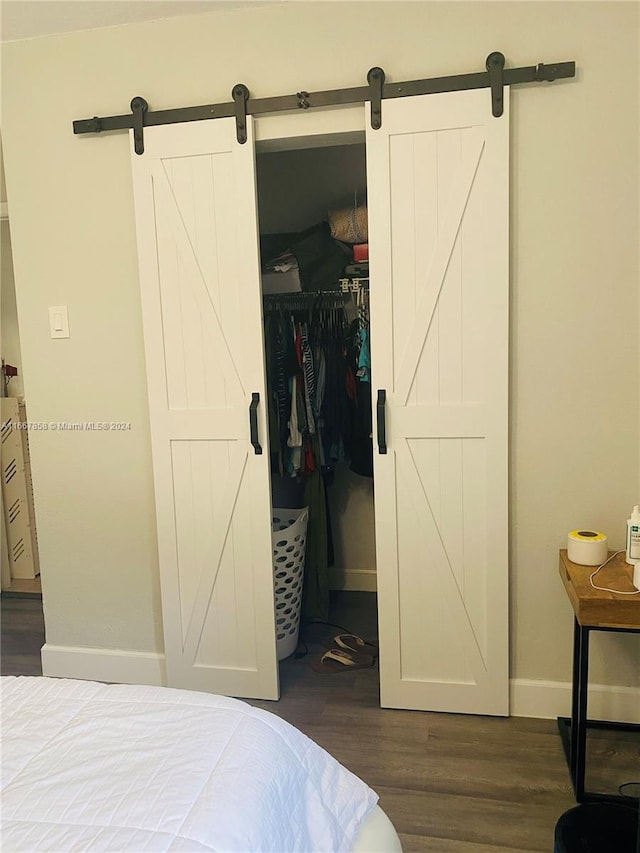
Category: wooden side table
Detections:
[{"x1": 557, "y1": 549, "x2": 640, "y2": 804}]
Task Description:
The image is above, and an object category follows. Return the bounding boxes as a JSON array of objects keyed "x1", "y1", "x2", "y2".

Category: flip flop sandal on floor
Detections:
[
  {"x1": 333, "y1": 633, "x2": 379, "y2": 659},
  {"x1": 310, "y1": 648, "x2": 375, "y2": 674}
]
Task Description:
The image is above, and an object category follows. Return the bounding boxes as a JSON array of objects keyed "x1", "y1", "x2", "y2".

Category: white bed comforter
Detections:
[{"x1": 0, "y1": 677, "x2": 378, "y2": 852}]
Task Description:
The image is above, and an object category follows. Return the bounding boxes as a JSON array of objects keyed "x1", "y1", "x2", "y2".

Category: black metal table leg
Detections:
[
  {"x1": 573, "y1": 622, "x2": 590, "y2": 802},
  {"x1": 569, "y1": 617, "x2": 581, "y2": 782}
]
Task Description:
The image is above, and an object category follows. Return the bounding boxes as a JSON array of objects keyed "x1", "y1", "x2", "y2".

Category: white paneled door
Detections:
[
  {"x1": 130, "y1": 119, "x2": 279, "y2": 700},
  {"x1": 367, "y1": 90, "x2": 510, "y2": 715},
  {"x1": 130, "y1": 90, "x2": 509, "y2": 714}
]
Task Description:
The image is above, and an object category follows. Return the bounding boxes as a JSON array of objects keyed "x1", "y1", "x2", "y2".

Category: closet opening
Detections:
[{"x1": 255, "y1": 132, "x2": 379, "y2": 688}]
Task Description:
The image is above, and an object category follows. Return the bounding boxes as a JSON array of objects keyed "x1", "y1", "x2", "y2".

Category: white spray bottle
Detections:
[{"x1": 625, "y1": 505, "x2": 640, "y2": 591}]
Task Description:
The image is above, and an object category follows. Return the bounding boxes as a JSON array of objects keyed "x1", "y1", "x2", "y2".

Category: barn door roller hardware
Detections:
[
  {"x1": 232, "y1": 84, "x2": 249, "y2": 144},
  {"x1": 367, "y1": 67, "x2": 386, "y2": 130},
  {"x1": 73, "y1": 52, "x2": 575, "y2": 154},
  {"x1": 130, "y1": 97, "x2": 148, "y2": 155},
  {"x1": 486, "y1": 52, "x2": 506, "y2": 117}
]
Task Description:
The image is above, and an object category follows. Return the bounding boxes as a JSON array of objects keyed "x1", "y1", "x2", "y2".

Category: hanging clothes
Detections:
[
  {"x1": 302, "y1": 462, "x2": 329, "y2": 622},
  {"x1": 263, "y1": 286, "x2": 371, "y2": 622}
]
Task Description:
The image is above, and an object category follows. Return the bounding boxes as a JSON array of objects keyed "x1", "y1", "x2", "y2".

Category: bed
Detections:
[{"x1": 0, "y1": 676, "x2": 402, "y2": 852}]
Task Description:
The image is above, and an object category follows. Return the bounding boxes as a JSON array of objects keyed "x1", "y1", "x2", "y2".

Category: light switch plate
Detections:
[{"x1": 49, "y1": 306, "x2": 70, "y2": 339}]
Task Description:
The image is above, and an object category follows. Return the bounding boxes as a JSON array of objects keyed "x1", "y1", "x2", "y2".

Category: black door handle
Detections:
[
  {"x1": 249, "y1": 393, "x2": 262, "y2": 455},
  {"x1": 377, "y1": 389, "x2": 387, "y2": 454}
]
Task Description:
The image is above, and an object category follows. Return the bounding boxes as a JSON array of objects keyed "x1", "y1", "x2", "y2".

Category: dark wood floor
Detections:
[
  {"x1": 2, "y1": 592, "x2": 638, "y2": 851},
  {"x1": 1, "y1": 594, "x2": 47, "y2": 677}
]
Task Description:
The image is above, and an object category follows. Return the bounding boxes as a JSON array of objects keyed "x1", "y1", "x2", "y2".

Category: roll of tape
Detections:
[{"x1": 567, "y1": 530, "x2": 608, "y2": 566}]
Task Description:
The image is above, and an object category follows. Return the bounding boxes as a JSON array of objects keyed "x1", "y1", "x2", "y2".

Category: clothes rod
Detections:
[
  {"x1": 263, "y1": 290, "x2": 353, "y2": 303},
  {"x1": 72, "y1": 52, "x2": 576, "y2": 154},
  {"x1": 263, "y1": 290, "x2": 359, "y2": 311}
]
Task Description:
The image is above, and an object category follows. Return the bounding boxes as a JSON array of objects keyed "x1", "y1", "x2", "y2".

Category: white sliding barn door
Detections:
[
  {"x1": 130, "y1": 119, "x2": 278, "y2": 700},
  {"x1": 368, "y1": 90, "x2": 509, "y2": 715}
]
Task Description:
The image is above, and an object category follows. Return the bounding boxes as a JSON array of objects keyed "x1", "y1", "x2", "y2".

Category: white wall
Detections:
[
  {"x1": 1, "y1": 2, "x2": 638, "y2": 694},
  {"x1": 1, "y1": 141, "x2": 24, "y2": 399},
  {"x1": 1, "y1": 220, "x2": 25, "y2": 399}
]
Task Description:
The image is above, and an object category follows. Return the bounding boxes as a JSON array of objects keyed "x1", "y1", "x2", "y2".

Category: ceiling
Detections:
[{"x1": 0, "y1": 1, "x2": 275, "y2": 42}]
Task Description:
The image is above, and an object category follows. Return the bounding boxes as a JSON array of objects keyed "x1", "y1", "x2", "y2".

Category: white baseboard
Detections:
[
  {"x1": 328, "y1": 567, "x2": 377, "y2": 592},
  {"x1": 39, "y1": 646, "x2": 639, "y2": 724},
  {"x1": 41, "y1": 643, "x2": 166, "y2": 686},
  {"x1": 510, "y1": 677, "x2": 640, "y2": 724}
]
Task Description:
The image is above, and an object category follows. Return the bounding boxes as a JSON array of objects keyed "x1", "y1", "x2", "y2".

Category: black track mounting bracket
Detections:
[
  {"x1": 367, "y1": 67, "x2": 385, "y2": 130},
  {"x1": 130, "y1": 97, "x2": 148, "y2": 155},
  {"x1": 296, "y1": 91, "x2": 311, "y2": 109},
  {"x1": 232, "y1": 84, "x2": 250, "y2": 144},
  {"x1": 486, "y1": 52, "x2": 506, "y2": 117}
]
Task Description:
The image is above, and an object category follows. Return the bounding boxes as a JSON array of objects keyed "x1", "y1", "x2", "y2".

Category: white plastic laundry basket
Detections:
[{"x1": 272, "y1": 507, "x2": 309, "y2": 661}]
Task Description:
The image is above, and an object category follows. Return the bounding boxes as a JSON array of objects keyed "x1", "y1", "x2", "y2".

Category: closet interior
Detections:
[{"x1": 255, "y1": 136, "x2": 378, "y2": 671}]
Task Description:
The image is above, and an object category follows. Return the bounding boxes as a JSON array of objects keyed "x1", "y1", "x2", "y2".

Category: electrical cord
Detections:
[
  {"x1": 589, "y1": 550, "x2": 640, "y2": 595},
  {"x1": 618, "y1": 781, "x2": 640, "y2": 799},
  {"x1": 302, "y1": 618, "x2": 354, "y2": 635}
]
